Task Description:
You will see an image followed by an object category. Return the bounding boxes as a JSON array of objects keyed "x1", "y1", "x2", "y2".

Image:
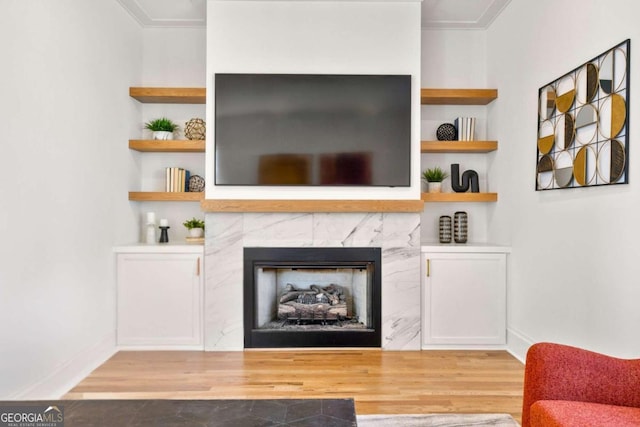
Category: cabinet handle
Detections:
[
  {"x1": 426, "y1": 259, "x2": 430, "y2": 277},
  {"x1": 197, "y1": 257, "x2": 201, "y2": 276}
]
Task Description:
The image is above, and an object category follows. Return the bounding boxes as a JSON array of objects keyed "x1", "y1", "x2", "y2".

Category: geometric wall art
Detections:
[{"x1": 537, "y1": 39, "x2": 630, "y2": 190}]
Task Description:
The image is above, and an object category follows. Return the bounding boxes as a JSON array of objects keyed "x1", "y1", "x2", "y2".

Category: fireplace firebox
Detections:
[{"x1": 244, "y1": 247, "x2": 382, "y2": 348}]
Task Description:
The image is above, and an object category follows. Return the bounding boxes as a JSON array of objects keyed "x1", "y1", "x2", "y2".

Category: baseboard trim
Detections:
[
  {"x1": 421, "y1": 344, "x2": 507, "y2": 351},
  {"x1": 11, "y1": 332, "x2": 116, "y2": 400},
  {"x1": 506, "y1": 327, "x2": 535, "y2": 363},
  {"x1": 117, "y1": 345, "x2": 204, "y2": 351}
]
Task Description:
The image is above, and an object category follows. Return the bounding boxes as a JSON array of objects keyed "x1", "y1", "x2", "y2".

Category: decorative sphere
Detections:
[
  {"x1": 184, "y1": 118, "x2": 206, "y2": 140},
  {"x1": 188, "y1": 175, "x2": 205, "y2": 192},
  {"x1": 436, "y1": 123, "x2": 457, "y2": 141}
]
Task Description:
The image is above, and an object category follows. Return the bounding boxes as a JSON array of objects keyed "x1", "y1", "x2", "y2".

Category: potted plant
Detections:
[
  {"x1": 145, "y1": 117, "x2": 179, "y2": 140},
  {"x1": 183, "y1": 217, "x2": 205, "y2": 238},
  {"x1": 422, "y1": 167, "x2": 449, "y2": 193}
]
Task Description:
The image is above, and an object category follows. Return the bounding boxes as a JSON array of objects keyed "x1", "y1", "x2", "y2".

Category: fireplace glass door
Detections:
[{"x1": 244, "y1": 247, "x2": 381, "y2": 348}]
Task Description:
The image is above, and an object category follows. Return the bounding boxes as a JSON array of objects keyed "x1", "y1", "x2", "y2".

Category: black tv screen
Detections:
[{"x1": 214, "y1": 73, "x2": 412, "y2": 187}]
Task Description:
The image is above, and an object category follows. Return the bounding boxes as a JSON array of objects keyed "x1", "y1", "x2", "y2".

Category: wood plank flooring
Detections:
[{"x1": 65, "y1": 350, "x2": 525, "y2": 423}]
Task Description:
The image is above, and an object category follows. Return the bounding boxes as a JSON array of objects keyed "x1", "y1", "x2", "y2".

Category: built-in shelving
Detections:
[
  {"x1": 128, "y1": 87, "x2": 206, "y2": 204},
  {"x1": 129, "y1": 192, "x2": 204, "y2": 202},
  {"x1": 421, "y1": 88, "x2": 498, "y2": 105},
  {"x1": 129, "y1": 87, "x2": 206, "y2": 104},
  {"x1": 421, "y1": 88, "x2": 498, "y2": 204},
  {"x1": 421, "y1": 141, "x2": 497, "y2": 153},
  {"x1": 129, "y1": 140, "x2": 205, "y2": 153},
  {"x1": 421, "y1": 192, "x2": 498, "y2": 203}
]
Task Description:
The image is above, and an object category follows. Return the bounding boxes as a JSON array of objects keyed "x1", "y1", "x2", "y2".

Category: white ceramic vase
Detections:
[
  {"x1": 188, "y1": 228, "x2": 204, "y2": 238},
  {"x1": 428, "y1": 182, "x2": 442, "y2": 193},
  {"x1": 153, "y1": 131, "x2": 173, "y2": 140}
]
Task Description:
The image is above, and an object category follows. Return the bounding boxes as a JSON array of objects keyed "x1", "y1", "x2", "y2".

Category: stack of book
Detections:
[
  {"x1": 165, "y1": 167, "x2": 190, "y2": 192},
  {"x1": 454, "y1": 117, "x2": 476, "y2": 141}
]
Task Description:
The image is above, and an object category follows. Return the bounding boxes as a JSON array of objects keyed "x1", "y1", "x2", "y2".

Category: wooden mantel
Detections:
[{"x1": 201, "y1": 199, "x2": 424, "y2": 213}]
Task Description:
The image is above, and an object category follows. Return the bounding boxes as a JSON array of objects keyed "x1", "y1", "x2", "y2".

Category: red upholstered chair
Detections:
[{"x1": 522, "y1": 342, "x2": 640, "y2": 427}]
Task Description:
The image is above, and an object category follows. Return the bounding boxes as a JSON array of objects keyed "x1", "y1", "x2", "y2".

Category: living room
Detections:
[{"x1": 2, "y1": 0, "x2": 639, "y2": 423}]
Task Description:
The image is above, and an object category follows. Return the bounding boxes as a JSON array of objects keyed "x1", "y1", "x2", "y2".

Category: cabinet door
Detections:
[
  {"x1": 422, "y1": 252, "x2": 506, "y2": 346},
  {"x1": 117, "y1": 253, "x2": 203, "y2": 347}
]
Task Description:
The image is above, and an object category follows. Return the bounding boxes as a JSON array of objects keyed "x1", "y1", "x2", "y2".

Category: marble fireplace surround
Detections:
[{"x1": 204, "y1": 212, "x2": 422, "y2": 350}]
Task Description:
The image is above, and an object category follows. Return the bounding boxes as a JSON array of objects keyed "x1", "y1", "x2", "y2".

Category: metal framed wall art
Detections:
[{"x1": 536, "y1": 39, "x2": 630, "y2": 190}]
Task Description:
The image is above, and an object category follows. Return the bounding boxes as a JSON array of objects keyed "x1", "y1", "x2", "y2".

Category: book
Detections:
[
  {"x1": 454, "y1": 117, "x2": 476, "y2": 141},
  {"x1": 164, "y1": 167, "x2": 190, "y2": 192}
]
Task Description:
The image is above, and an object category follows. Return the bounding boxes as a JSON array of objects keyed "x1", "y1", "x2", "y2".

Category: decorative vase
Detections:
[
  {"x1": 454, "y1": 211, "x2": 468, "y2": 244},
  {"x1": 439, "y1": 215, "x2": 452, "y2": 244},
  {"x1": 153, "y1": 131, "x2": 173, "y2": 140},
  {"x1": 189, "y1": 228, "x2": 204, "y2": 238},
  {"x1": 428, "y1": 182, "x2": 442, "y2": 193}
]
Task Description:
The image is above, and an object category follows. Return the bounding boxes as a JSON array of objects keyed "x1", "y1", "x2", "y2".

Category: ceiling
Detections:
[
  {"x1": 421, "y1": 0, "x2": 511, "y2": 29},
  {"x1": 117, "y1": 0, "x2": 511, "y2": 30}
]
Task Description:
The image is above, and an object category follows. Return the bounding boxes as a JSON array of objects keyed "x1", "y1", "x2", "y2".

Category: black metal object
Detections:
[
  {"x1": 243, "y1": 247, "x2": 382, "y2": 348},
  {"x1": 451, "y1": 163, "x2": 479, "y2": 193}
]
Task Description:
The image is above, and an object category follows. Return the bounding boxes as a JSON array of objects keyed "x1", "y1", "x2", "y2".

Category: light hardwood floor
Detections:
[{"x1": 65, "y1": 350, "x2": 525, "y2": 423}]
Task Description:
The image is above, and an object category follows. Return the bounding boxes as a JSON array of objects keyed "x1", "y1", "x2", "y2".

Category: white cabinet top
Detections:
[
  {"x1": 421, "y1": 243, "x2": 511, "y2": 253},
  {"x1": 114, "y1": 243, "x2": 204, "y2": 254}
]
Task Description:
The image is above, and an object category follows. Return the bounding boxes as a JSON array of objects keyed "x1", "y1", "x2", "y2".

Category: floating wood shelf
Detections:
[
  {"x1": 201, "y1": 199, "x2": 425, "y2": 213},
  {"x1": 421, "y1": 141, "x2": 498, "y2": 153},
  {"x1": 129, "y1": 87, "x2": 206, "y2": 104},
  {"x1": 129, "y1": 140, "x2": 205, "y2": 153},
  {"x1": 129, "y1": 192, "x2": 204, "y2": 202},
  {"x1": 421, "y1": 88, "x2": 498, "y2": 105},
  {"x1": 421, "y1": 192, "x2": 498, "y2": 203}
]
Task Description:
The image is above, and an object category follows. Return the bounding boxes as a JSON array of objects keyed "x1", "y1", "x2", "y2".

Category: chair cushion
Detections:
[{"x1": 531, "y1": 400, "x2": 640, "y2": 427}]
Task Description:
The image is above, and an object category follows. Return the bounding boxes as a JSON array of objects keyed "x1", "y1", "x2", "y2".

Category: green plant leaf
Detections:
[
  {"x1": 182, "y1": 217, "x2": 205, "y2": 230},
  {"x1": 421, "y1": 167, "x2": 449, "y2": 182},
  {"x1": 144, "y1": 117, "x2": 179, "y2": 132}
]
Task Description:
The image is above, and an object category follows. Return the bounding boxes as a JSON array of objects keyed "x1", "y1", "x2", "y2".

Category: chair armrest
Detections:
[{"x1": 522, "y1": 342, "x2": 640, "y2": 427}]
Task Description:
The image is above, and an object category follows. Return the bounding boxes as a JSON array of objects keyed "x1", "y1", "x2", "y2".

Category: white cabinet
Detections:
[
  {"x1": 421, "y1": 245, "x2": 509, "y2": 349},
  {"x1": 115, "y1": 245, "x2": 203, "y2": 349}
]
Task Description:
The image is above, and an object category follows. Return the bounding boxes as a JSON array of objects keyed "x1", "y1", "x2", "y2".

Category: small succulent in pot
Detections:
[
  {"x1": 421, "y1": 167, "x2": 449, "y2": 183},
  {"x1": 183, "y1": 217, "x2": 205, "y2": 238},
  {"x1": 422, "y1": 167, "x2": 449, "y2": 193},
  {"x1": 145, "y1": 117, "x2": 179, "y2": 140}
]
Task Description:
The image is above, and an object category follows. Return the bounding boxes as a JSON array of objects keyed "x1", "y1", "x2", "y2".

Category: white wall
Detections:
[
  {"x1": 487, "y1": 0, "x2": 640, "y2": 359},
  {"x1": 420, "y1": 29, "x2": 494, "y2": 243},
  {"x1": 133, "y1": 28, "x2": 207, "y2": 242},
  {"x1": 0, "y1": 0, "x2": 141, "y2": 398},
  {"x1": 206, "y1": 0, "x2": 422, "y2": 201}
]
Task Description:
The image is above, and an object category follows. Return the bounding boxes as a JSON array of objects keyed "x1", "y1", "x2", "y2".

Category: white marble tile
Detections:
[
  {"x1": 312, "y1": 213, "x2": 383, "y2": 247},
  {"x1": 243, "y1": 213, "x2": 313, "y2": 247},
  {"x1": 381, "y1": 280, "x2": 421, "y2": 350},
  {"x1": 205, "y1": 213, "x2": 243, "y2": 249},
  {"x1": 205, "y1": 316, "x2": 244, "y2": 351},
  {"x1": 382, "y1": 314, "x2": 421, "y2": 350},
  {"x1": 381, "y1": 279, "x2": 421, "y2": 318},
  {"x1": 204, "y1": 212, "x2": 423, "y2": 351},
  {"x1": 204, "y1": 242, "x2": 244, "y2": 350},
  {"x1": 381, "y1": 213, "x2": 421, "y2": 248},
  {"x1": 381, "y1": 247, "x2": 421, "y2": 282}
]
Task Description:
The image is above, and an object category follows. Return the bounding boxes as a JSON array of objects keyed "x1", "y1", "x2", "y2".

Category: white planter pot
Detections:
[
  {"x1": 428, "y1": 182, "x2": 442, "y2": 193},
  {"x1": 188, "y1": 228, "x2": 204, "y2": 238},
  {"x1": 153, "y1": 131, "x2": 174, "y2": 140}
]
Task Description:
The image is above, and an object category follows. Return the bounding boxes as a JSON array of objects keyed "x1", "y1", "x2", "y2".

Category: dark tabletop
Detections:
[{"x1": 0, "y1": 398, "x2": 357, "y2": 427}]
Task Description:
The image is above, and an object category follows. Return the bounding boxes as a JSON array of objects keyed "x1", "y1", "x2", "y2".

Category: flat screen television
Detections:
[{"x1": 214, "y1": 73, "x2": 412, "y2": 187}]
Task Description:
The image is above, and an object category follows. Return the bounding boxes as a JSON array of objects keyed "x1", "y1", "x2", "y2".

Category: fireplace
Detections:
[{"x1": 243, "y1": 247, "x2": 382, "y2": 348}]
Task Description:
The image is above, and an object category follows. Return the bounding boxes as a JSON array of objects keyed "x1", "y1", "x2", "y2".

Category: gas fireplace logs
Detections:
[{"x1": 278, "y1": 283, "x2": 348, "y2": 322}]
